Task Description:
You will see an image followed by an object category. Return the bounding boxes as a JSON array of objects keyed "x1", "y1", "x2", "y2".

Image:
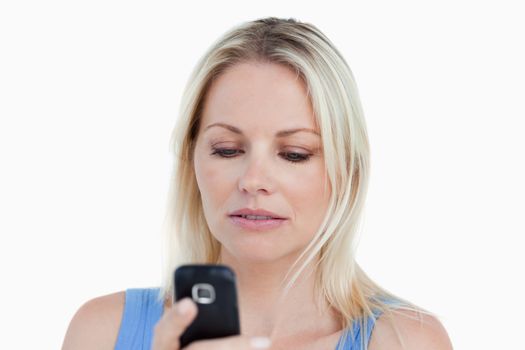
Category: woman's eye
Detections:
[
  {"x1": 210, "y1": 148, "x2": 311, "y2": 163},
  {"x1": 280, "y1": 152, "x2": 311, "y2": 163},
  {"x1": 210, "y1": 148, "x2": 241, "y2": 158}
]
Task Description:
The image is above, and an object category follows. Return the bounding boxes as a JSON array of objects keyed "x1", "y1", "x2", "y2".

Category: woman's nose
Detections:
[{"x1": 237, "y1": 154, "x2": 275, "y2": 195}]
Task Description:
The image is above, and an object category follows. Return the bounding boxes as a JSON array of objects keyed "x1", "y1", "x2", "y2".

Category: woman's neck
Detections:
[{"x1": 219, "y1": 250, "x2": 341, "y2": 341}]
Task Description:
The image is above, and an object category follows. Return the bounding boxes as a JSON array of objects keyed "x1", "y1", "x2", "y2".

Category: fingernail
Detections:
[
  {"x1": 250, "y1": 337, "x2": 271, "y2": 349},
  {"x1": 175, "y1": 298, "x2": 193, "y2": 316}
]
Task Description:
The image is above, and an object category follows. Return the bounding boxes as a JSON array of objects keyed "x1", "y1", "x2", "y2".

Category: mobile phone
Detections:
[{"x1": 173, "y1": 264, "x2": 241, "y2": 347}]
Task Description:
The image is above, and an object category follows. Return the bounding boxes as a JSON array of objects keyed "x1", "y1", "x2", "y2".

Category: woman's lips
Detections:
[{"x1": 228, "y1": 215, "x2": 287, "y2": 231}]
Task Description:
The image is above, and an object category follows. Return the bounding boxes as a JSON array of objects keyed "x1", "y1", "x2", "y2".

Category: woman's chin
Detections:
[
  {"x1": 221, "y1": 242, "x2": 284, "y2": 264},
  {"x1": 222, "y1": 243, "x2": 306, "y2": 268},
  {"x1": 214, "y1": 229, "x2": 300, "y2": 265},
  {"x1": 236, "y1": 248, "x2": 280, "y2": 263}
]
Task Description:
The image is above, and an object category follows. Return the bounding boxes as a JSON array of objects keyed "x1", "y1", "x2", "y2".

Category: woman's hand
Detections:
[{"x1": 151, "y1": 297, "x2": 272, "y2": 350}]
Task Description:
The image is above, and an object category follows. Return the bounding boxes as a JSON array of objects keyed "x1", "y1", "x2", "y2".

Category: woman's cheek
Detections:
[
  {"x1": 289, "y1": 163, "x2": 323, "y2": 192},
  {"x1": 295, "y1": 165, "x2": 330, "y2": 211},
  {"x1": 201, "y1": 161, "x2": 236, "y2": 200}
]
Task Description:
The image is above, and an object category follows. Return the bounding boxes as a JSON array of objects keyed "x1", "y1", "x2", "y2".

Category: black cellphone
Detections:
[{"x1": 173, "y1": 264, "x2": 241, "y2": 348}]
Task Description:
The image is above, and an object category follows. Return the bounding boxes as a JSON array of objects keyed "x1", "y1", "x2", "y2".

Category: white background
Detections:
[{"x1": 1, "y1": 1, "x2": 523, "y2": 349}]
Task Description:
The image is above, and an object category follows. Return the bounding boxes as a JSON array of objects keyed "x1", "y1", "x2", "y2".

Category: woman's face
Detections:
[{"x1": 193, "y1": 61, "x2": 331, "y2": 264}]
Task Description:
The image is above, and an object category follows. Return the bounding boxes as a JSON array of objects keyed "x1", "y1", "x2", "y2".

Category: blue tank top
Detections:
[{"x1": 114, "y1": 288, "x2": 389, "y2": 350}]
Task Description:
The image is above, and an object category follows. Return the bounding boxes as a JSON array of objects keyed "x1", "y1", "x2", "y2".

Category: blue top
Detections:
[
  {"x1": 115, "y1": 287, "x2": 392, "y2": 350},
  {"x1": 115, "y1": 288, "x2": 164, "y2": 350}
]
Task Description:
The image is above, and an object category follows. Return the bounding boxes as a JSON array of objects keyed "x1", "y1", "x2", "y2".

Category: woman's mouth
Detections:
[{"x1": 228, "y1": 215, "x2": 287, "y2": 231}]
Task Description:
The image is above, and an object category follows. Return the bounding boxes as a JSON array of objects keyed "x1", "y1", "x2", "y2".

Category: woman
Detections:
[{"x1": 62, "y1": 17, "x2": 452, "y2": 350}]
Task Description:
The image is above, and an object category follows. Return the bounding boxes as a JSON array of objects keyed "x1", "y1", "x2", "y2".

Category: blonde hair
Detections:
[{"x1": 159, "y1": 17, "x2": 432, "y2": 349}]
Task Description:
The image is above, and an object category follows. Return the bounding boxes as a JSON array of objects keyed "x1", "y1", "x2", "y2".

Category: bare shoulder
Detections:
[
  {"x1": 368, "y1": 308, "x2": 453, "y2": 350},
  {"x1": 61, "y1": 291, "x2": 126, "y2": 350}
]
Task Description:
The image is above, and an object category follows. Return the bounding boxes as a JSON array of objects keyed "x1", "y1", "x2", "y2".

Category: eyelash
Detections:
[{"x1": 210, "y1": 148, "x2": 312, "y2": 163}]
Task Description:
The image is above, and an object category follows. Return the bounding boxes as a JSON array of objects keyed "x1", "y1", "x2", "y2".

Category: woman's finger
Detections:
[{"x1": 151, "y1": 297, "x2": 198, "y2": 350}]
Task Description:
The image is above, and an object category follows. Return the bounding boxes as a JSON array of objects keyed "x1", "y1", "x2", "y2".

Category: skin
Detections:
[
  {"x1": 61, "y1": 61, "x2": 453, "y2": 350},
  {"x1": 190, "y1": 61, "x2": 339, "y2": 346},
  {"x1": 194, "y1": 60, "x2": 330, "y2": 269}
]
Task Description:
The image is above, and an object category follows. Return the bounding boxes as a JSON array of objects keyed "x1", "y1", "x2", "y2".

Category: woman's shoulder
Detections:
[
  {"x1": 61, "y1": 290, "x2": 126, "y2": 350},
  {"x1": 368, "y1": 308, "x2": 453, "y2": 350}
]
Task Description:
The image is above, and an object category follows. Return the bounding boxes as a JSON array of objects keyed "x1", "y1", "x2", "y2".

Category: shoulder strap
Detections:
[
  {"x1": 335, "y1": 305, "x2": 391, "y2": 350},
  {"x1": 114, "y1": 288, "x2": 164, "y2": 350}
]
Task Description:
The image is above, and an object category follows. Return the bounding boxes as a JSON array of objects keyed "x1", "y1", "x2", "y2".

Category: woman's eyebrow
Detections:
[{"x1": 204, "y1": 122, "x2": 320, "y2": 137}]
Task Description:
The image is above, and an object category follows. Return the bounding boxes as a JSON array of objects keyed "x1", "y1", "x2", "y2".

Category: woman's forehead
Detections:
[{"x1": 201, "y1": 62, "x2": 318, "y2": 134}]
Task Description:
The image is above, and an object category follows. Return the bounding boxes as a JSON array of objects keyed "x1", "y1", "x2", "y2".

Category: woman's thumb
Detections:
[
  {"x1": 152, "y1": 297, "x2": 198, "y2": 349},
  {"x1": 174, "y1": 298, "x2": 197, "y2": 320}
]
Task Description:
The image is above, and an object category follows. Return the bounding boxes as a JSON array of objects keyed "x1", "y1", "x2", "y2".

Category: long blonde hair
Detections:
[{"x1": 159, "y1": 17, "x2": 431, "y2": 349}]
